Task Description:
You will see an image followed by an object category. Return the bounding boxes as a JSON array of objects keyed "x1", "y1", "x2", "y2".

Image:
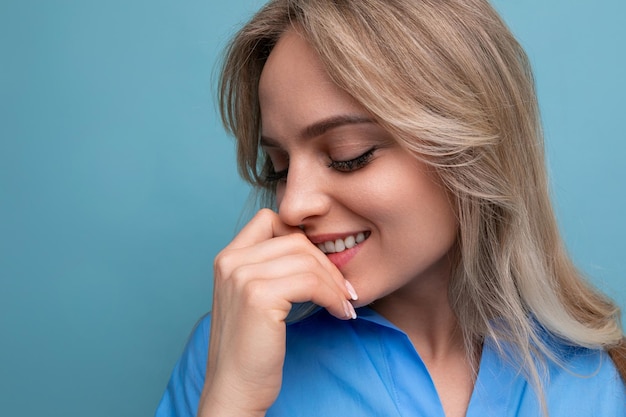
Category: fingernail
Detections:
[
  {"x1": 345, "y1": 280, "x2": 358, "y2": 301},
  {"x1": 344, "y1": 300, "x2": 357, "y2": 320}
]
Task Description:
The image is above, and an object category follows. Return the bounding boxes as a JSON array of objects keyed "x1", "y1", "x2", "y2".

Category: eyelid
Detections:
[
  {"x1": 264, "y1": 168, "x2": 288, "y2": 183},
  {"x1": 262, "y1": 146, "x2": 289, "y2": 184},
  {"x1": 263, "y1": 146, "x2": 378, "y2": 183},
  {"x1": 328, "y1": 147, "x2": 377, "y2": 172}
]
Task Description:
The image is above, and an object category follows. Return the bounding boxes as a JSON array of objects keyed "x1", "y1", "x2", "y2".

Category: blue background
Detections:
[{"x1": 1, "y1": 1, "x2": 624, "y2": 416}]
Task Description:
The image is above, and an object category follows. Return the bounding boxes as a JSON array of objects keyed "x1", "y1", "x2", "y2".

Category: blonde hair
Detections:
[{"x1": 218, "y1": 0, "x2": 625, "y2": 413}]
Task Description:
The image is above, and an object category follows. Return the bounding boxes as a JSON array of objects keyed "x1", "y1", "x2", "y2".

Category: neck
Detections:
[
  {"x1": 370, "y1": 256, "x2": 464, "y2": 361},
  {"x1": 370, "y1": 257, "x2": 479, "y2": 417},
  {"x1": 373, "y1": 288, "x2": 463, "y2": 360}
]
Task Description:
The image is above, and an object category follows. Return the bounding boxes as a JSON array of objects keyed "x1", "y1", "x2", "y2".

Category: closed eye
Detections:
[
  {"x1": 264, "y1": 146, "x2": 377, "y2": 183},
  {"x1": 328, "y1": 147, "x2": 377, "y2": 172},
  {"x1": 264, "y1": 167, "x2": 288, "y2": 183}
]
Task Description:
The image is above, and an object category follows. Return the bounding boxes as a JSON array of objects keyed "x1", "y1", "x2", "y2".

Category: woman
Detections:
[{"x1": 157, "y1": 0, "x2": 625, "y2": 416}]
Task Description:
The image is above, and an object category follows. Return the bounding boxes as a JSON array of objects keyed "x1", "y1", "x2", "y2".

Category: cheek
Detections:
[{"x1": 362, "y1": 161, "x2": 458, "y2": 244}]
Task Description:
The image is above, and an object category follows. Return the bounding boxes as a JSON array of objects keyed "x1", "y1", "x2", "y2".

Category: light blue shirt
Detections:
[{"x1": 156, "y1": 308, "x2": 625, "y2": 416}]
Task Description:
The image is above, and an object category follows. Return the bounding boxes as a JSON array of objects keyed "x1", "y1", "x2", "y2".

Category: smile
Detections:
[{"x1": 316, "y1": 232, "x2": 368, "y2": 254}]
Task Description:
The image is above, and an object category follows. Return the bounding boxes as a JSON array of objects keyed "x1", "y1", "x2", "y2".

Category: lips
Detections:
[{"x1": 314, "y1": 232, "x2": 368, "y2": 254}]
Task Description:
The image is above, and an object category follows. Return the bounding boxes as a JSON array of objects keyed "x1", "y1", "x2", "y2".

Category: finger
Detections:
[
  {"x1": 216, "y1": 235, "x2": 353, "y2": 301},
  {"x1": 226, "y1": 252, "x2": 340, "y2": 297},
  {"x1": 237, "y1": 272, "x2": 356, "y2": 321},
  {"x1": 227, "y1": 209, "x2": 301, "y2": 250}
]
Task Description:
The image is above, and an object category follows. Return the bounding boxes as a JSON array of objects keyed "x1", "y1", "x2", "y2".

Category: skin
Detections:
[{"x1": 199, "y1": 30, "x2": 474, "y2": 417}]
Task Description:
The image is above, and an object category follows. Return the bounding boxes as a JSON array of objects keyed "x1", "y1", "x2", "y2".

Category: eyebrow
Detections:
[{"x1": 260, "y1": 114, "x2": 374, "y2": 147}]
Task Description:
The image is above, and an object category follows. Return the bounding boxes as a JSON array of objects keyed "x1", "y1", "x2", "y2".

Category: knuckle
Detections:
[
  {"x1": 240, "y1": 279, "x2": 267, "y2": 307},
  {"x1": 229, "y1": 265, "x2": 251, "y2": 288},
  {"x1": 297, "y1": 253, "x2": 319, "y2": 270},
  {"x1": 256, "y1": 208, "x2": 276, "y2": 221},
  {"x1": 213, "y1": 250, "x2": 235, "y2": 278},
  {"x1": 299, "y1": 271, "x2": 323, "y2": 292},
  {"x1": 287, "y1": 232, "x2": 310, "y2": 247}
]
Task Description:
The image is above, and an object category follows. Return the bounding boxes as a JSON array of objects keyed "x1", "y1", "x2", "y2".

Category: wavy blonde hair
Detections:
[{"x1": 218, "y1": 0, "x2": 625, "y2": 413}]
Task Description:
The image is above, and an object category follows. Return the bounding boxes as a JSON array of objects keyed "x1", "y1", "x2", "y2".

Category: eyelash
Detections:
[
  {"x1": 264, "y1": 147, "x2": 377, "y2": 183},
  {"x1": 264, "y1": 168, "x2": 288, "y2": 183},
  {"x1": 327, "y1": 147, "x2": 377, "y2": 172}
]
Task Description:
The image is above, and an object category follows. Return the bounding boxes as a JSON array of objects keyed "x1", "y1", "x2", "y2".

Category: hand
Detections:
[{"x1": 197, "y1": 209, "x2": 357, "y2": 416}]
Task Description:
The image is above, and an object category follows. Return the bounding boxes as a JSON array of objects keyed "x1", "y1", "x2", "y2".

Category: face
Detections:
[{"x1": 258, "y1": 30, "x2": 458, "y2": 308}]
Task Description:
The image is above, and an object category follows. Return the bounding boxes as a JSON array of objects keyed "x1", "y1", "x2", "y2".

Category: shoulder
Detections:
[
  {"x1": 155, "y1": 313, "x2": 211, "y2": 417},
  {"x1": 171, "y1": 313, "x2": 211, "y2": 379},
  {"x1": 473, "y1": 335, "x2": 625, "y2": 416},
  {"x1": 510, "y1": 334, "x2": 626, "y2": 417},
  {"x1": 542, "y1": 344, "x2": 625, "y2": 415}
]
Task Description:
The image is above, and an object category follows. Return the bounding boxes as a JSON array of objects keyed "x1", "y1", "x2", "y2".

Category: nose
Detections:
[{"x1": 276, "y1": 162, "x2": 331, "y2": 227}]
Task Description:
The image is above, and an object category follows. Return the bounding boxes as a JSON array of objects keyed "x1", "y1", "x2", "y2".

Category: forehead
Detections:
[
  {"x1": 258, "y1": 30, "x2": 367, "y2": 138},
  {"x1": 258, "y1": 30, "x2": 326, "y2": 102}
]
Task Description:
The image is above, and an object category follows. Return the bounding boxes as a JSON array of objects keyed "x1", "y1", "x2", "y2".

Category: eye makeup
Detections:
[{"x1": 327, "y1": 147, "x2": 377, "y2": 173}]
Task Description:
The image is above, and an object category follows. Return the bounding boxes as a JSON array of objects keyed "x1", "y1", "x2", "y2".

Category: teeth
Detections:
[{"x1": 317, "y1": 232, "x2": 367, "y2": 254}]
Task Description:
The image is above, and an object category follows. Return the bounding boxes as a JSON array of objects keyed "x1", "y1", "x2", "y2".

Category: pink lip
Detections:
[
  {"x1": 306, "y1": 232, "x2": 368, "y2": 270},
  {"x1": 325, "y1": 241, "x2": 365, "y2": 270}
]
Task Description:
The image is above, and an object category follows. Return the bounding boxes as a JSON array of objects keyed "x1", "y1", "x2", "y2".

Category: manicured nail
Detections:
[
  {"x1": 345, "y1": 280, "x2": 358, "y2": 301},
  {"x1": 344, "y1": 300, "x2": 357, "y2": 320}
]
